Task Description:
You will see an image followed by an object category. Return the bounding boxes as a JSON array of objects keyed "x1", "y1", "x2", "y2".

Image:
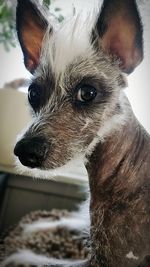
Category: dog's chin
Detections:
[
  {"x1": 15, "y1": 153, "x2": 85, "y2": 180},
  {"x1": 15, "y1": 157, "x2": 66, "y2": 180}
]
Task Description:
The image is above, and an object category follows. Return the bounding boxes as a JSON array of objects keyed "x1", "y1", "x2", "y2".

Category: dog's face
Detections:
[{"x1": 14, "y1": 0, "x2": 143, "y2": 171}]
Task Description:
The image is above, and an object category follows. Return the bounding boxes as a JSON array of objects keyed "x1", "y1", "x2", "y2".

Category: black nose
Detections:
[{"x1": 14, "y1": 137, "x2": 49, "y2": 168}]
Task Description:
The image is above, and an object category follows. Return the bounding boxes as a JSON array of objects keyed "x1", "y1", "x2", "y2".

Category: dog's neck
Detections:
[
  {"x1": 85, "y1": 102, "x2": 150, "y2": 266},
  {"x1": 86, "y1": 109, "x2": 150, "y2": 207}
]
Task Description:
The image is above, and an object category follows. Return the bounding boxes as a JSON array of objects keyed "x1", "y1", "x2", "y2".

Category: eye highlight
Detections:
[
  {"x1": 28, "y1": 84, "x2": 41, "y2": 110},
  {"x1": 76, "y1": 85, "x2": 97, "y2": 103}
]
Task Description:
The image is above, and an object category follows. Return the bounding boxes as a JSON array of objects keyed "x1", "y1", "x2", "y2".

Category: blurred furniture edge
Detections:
[
  {"x1": 0, "y1": 173, "x2": 8, "y2": 210},
  {"x1": 0, "y1": 169, "x2": 88, "y2": 233},
  {"x1": 0, "y1": 86, "x2": 31, "y2": 166}
]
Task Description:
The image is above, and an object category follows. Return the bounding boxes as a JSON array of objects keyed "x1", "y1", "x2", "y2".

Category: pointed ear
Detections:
[
  {"x1": 16, "y1": 0, "x2": 49, "y2": 73},
  {"x1": 95, "y1": 0, "x2": 143, "y2": 74}
]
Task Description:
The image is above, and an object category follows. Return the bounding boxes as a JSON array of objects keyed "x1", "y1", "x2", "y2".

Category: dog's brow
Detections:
[
  {"x1": 28, "y1": 72, "x2": 56, "y2": 111},
  {"x1": 34, "y1": 68, "x2": 55, "y2": 91}
]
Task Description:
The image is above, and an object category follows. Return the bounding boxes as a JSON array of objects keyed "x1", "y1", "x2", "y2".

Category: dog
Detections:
[{"x1": 2, "y1": 0, "x2": 150, "y2": 266}]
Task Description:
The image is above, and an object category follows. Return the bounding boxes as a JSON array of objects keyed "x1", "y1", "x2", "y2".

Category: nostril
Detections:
[
  {"x1": 14, "y1": 137, "x2": 49, "y2": 168},
  {"x1": 14, "y1": 142, "x2": 23, "y2": 157},
  {"x1": 28, "y1": 153, "x2": 39, "y2": 162}
]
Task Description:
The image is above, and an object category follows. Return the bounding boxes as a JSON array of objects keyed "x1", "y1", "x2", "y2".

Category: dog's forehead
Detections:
[
  {"x1": 34, "y1": 14, "x2": 122, "y2": 95},
  {"x1": 36, "y1": 14, "x2": 97, "y2": 79}
]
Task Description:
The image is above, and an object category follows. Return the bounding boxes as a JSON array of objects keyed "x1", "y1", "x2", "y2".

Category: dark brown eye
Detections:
[
  {"x1": 76, "y1": 85, "x2": 97, "y2": 103},
  {"x1": 28, "y1": 84, "x2": 41, "y2": 110}
]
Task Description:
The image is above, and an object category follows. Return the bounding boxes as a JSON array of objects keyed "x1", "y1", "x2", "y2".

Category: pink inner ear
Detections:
[
  {"x1": 101, "y1": 17, "x2": 143, "y2": 74},
  {"x1": 26, "y1": 57, "x2": 40, "y2": 74},
  {"x1": 108, "y1": 36, "x2": 136, "y2": 74},
  {"x1": 109, "y1": 37, "x2": 142, "y2": 74},
  {"x1": 22, "y1": 20, "x2": 46, "y2": 73}
]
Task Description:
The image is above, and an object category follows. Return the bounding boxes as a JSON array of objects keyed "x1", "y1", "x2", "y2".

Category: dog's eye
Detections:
[
  {"x1": 28, "y1": 84, "x2": 41, "y2": 110},
  {"x1": 76, "y1": 85, "x2": 97, "y2": 103}
]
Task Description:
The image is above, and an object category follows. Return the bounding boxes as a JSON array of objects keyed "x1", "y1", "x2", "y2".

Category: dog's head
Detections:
[{"x1": 14, "y1": 0, "x2": 143, "y2": 171}]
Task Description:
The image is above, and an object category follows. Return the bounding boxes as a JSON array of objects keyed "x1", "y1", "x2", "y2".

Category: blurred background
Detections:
[{"x1": 0, "y1": 0, "x2": 149, "y2": 240}]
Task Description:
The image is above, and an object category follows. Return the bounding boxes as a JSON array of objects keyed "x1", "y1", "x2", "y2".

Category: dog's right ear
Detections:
[{"x1": 16, "y1": 0, "x2": 49, "y2": 73}]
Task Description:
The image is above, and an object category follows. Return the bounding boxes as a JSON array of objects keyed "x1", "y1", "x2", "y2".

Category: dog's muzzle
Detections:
[{"x1": 14, "y1": 136, "x2": 49, "y2": 168}]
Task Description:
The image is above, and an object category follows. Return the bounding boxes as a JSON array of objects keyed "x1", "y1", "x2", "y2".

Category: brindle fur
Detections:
[{"x1": 87, "y1": 108, "x2": 150, "y2": 267}]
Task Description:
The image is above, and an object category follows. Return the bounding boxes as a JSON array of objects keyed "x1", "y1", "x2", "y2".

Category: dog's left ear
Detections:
[
  {"x1": 16, "y1": 0, "x2": 49, "y2": 73},
  {"x1": 94, "y1": 0, "x2": 143, "y2": 74}
]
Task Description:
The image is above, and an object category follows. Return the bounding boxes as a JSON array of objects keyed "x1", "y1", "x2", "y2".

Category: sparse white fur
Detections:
[
  {"x1": 85, "y1": 91, "x2": 130, "y2": 157},
  {"x1": 39, "y1": 12, "x2": 97, "y2": 81},
  {"x1": 97, "y1": 92, "x2": 130, "y2": 139},
  {"x1": 15, "y1": 153, "x2": 86, "y2": 180},
  {"x1": 81, "y1": 118, "x2": 92, "y2": 132}
]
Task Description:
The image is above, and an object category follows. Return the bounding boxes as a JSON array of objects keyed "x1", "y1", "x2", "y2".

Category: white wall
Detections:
[
  {"x1": 0, "y1": 0, "x2": 150, "y2": 132},
  {"x1": 0, "y1": 45, "x2": 30, "y2": 87}
]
